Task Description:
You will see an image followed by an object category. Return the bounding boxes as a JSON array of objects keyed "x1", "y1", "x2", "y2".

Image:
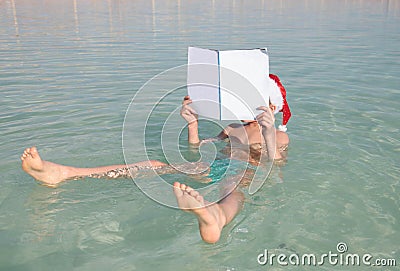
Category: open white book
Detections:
[{"x1": 187, "y1": 47, "x2": 271, "y2": 120}]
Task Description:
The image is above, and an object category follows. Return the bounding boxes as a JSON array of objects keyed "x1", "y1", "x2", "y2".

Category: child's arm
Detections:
[
  {"x1": 256, "y1": 106, "x2": 278, "y2": 160},
  {"x1": 180, "y1": 96, "x2": 200, "y2": 144}
]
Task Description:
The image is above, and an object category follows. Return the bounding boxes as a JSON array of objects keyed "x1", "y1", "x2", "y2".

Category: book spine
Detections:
[{"x1": 217, "y1": 50, "x2": 222, "y2": 120}]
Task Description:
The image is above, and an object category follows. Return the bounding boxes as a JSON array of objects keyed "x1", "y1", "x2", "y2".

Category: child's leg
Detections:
[{"x1": 21, "y1": 146, "x2": 167, "y2": 186}]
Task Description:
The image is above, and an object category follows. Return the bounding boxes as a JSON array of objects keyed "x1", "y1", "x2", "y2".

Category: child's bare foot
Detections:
[
  {"x1": 173, "y1": 182, "x2": 227, "y2": 243},
  {"x1": 21, "y1": 147, "x2": 68, "y2": 186}
]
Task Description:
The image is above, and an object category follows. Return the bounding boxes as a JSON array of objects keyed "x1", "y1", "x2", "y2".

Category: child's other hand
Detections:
[
  {"x1": 256, "y1": 106, "x2": 275, "y2": 129},
  {"x1": 180, "y1": 96, "x2": 198, "y2": 124}
]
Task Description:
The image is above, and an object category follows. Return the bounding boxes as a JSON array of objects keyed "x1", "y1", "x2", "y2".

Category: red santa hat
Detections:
[{"x1": 268, "y1": 74, "x2": 291, "y2": 132}]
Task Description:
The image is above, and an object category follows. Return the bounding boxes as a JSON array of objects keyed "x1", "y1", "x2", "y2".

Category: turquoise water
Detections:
[{"x1": 1, "y1": 0, "x2": 400, "y2": 270}]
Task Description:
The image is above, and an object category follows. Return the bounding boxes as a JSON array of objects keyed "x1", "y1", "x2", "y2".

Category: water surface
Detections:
[{"x1": 1, "y1": 0, "x2": 399, "y2": 270}]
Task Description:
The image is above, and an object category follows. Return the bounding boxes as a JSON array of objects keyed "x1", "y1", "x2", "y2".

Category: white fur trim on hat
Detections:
[{"x1": 268, "y1": 77, "x2": 283, "y2": 114}]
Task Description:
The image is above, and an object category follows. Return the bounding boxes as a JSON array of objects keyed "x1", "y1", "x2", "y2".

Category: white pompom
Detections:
[{"x1": 278, "y1": 125, "x2": 287, "y2": 132}]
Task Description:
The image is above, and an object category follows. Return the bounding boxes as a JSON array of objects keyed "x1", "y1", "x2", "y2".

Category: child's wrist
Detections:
[{"x1": 188, "y1": 120, "x2": 198, "y2": 128}]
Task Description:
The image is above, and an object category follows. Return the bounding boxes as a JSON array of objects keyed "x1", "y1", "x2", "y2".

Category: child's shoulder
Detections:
[{"x1": 276, "y1": 130, "x2": 289, "y2": 145}]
